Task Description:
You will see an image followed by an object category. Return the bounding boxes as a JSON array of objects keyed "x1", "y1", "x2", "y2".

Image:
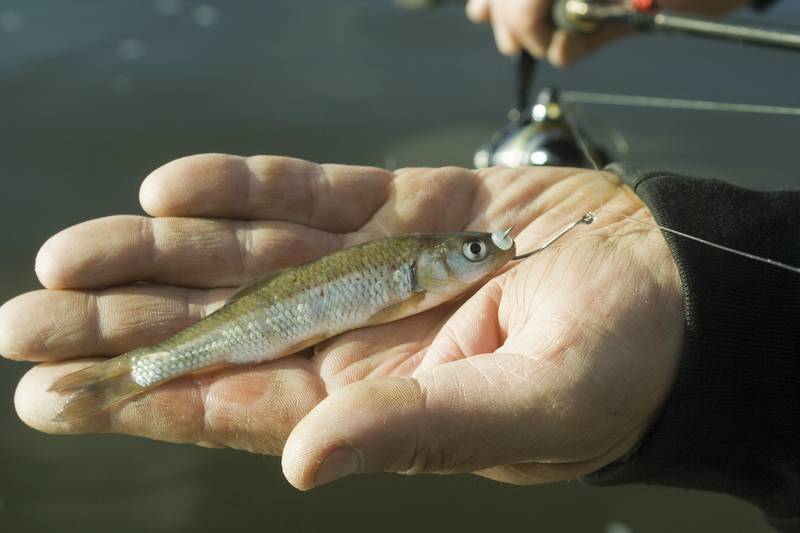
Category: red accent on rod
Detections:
[{"x1": 632, "y1": 0, "x2": 656, "y2": 12}]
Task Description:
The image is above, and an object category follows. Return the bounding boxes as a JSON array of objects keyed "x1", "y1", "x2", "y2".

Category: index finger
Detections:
[{"x1": 139, "y1": 154, "x2": 394, "y2": 233}]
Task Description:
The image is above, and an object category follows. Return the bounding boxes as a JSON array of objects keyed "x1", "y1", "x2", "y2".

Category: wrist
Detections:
[
  {"x1": 601, "y1": 181, "x2": 686, "y2": 459},
  {"x1": 587, "y1": 164, "x2": 800, "y2": 523}
]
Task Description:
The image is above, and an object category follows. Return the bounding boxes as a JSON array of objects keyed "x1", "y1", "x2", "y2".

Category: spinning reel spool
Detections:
[
  {"x1": 474, "y1": 51, "x2": 606, "y2": 169},
  {"x1": 473, "y1": 85, "x2": 606, "y2": 169}
]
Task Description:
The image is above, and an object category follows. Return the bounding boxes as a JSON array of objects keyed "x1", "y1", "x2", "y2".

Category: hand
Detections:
[
  {"x1": 466, "y1": 0, "x2": 752, "y2": 65},
  {"x1": 0, "y1": 155, "x2": 683, "y2": 489}
]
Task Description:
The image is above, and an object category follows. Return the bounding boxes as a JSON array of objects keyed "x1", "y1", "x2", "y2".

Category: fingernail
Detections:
[{"x1": 315, "y1": 447, "x2": 360, "y2": 486}]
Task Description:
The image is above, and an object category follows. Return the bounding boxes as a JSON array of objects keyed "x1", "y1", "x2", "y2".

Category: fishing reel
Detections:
[
  {"x1": 473, "y1": 86, "x2": 607, "y2": 169},
  {"x1": 473, "y1": 46, "x2": 607, "y2": 169}
]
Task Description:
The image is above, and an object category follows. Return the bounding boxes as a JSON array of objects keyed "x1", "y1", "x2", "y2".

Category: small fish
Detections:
[{"x1": 50, "y1": 229, "x2": 516, "y2": 421}]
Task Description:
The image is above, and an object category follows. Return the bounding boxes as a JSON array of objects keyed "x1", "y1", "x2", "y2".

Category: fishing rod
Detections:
[
  {"x1": 554, "y1": 0, "x2": 800, "y2": 51},
  {"x1": 397, "y1": 0, "x2": 800, "y2": 51}
]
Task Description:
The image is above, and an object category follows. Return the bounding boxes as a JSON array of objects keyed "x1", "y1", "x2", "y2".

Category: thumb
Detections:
[{"x1": 281, "y1": 352, "x2": 619, "y2": 490}]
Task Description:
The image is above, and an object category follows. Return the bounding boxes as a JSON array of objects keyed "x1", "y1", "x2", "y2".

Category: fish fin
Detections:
[
  {"x1": 225, "y1": 269, "x2": 286, "y2": 306},
  {"x1": 363, "y1": 292, "x2": 427, "y2": 328},
  {"x1": 49, "y1": 354, "x2": 147, "y2": 422},
  {"x1": 48, "y1": 355, "x2": 134, "y2": 393}
]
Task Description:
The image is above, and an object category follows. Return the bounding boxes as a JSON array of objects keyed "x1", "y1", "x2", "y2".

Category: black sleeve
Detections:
[{"x1": 583, "y1": 164, "x2": 800, "y2": 532}]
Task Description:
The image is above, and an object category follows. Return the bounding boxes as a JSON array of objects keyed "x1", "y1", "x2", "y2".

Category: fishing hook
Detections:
[{"x1": 512, "y1": 212, "x2": 595, "y2": 260}]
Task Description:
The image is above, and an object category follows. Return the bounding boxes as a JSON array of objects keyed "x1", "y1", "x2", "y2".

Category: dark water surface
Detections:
[{"x1": 1, "y1": 1, "x2": 798, "y2": 532}]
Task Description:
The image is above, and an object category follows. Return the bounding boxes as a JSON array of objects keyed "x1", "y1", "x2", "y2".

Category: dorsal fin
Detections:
[{"x1": 225, "y1": 269, "x2": 285, "y2": 306}]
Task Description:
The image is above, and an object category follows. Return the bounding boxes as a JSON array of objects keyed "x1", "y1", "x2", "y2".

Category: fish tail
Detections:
[{"x1": 49, "y1": 354, "x2": 147, "y2": 422}]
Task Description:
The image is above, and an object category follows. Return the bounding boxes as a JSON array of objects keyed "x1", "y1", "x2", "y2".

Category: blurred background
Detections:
[{"x1": 1, "y1": 1, "x2": 798, "y2": 531}]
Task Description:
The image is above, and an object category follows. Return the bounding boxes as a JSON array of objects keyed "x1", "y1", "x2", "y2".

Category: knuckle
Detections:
[
  {"x1": 393, "y1": 380, "x2": 470, "y2": 475},
  {"x1": 400, "y1": 433, "x2": 454, "y2": 475}
]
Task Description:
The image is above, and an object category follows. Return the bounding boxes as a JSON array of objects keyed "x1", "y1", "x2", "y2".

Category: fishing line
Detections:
[
  {"x1": 562, "y1": 107, "x2": 603, "y2": 170},
  {"x1": 513, "y1": 206, "x2": 800, "y2": 275},
  {"x1": 527, "y1": 101, "x2": 800, "y2": 276},
  {"x1": 592, "y1": 208, "x2": 800, "y2": 275},
  {"x1": 560, "y1": 91, "x2": 800, "y2": 117}
]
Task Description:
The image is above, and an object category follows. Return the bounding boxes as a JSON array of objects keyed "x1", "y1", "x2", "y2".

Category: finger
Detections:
[
  {"x1": 35, "y1": 215, "x2": 341, "y2": 289},
  {"x1": 364, "y1": 166, "x2": 602, "y2": 242},
  {"x1": 512, "y1": 22, "x2": 553, "y2": 59},
  {"x1": 140, "y1": 154, "x2": 394, "y2": 232},
  {"x1": 473, "y1": 460, "x2": 625, "y2": 486},
  {"x1": 507, "y1": 0, "x2": 554, "y2": 58},
  {"x1": 40, "y1": 166, "x2": 583, "y2": 292},
  {"x1": 0, "y1": 286, "x2": 230, "y2": 362},
  {"x1": 360, "y1": 166, "x2": 481, "y2": 234},
  {"x1": 15, "y1": 356, "x2": 325, "y2": 455},
  {"x1": 466, "y1": 0, "x2": 490, "y2": 22},
  {"x1": 491, "y1": 17, "x2": 520, "y2": 56},
  {"x1": 546, "y1": 27, "x2": 628, "y2": 67},
  {"x1": 281, "y1": 352, "x2": 637, "y2": 490}
]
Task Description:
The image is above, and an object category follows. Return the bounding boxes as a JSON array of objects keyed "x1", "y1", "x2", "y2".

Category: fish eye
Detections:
[{"x1": 462, "y1": 240, "x2": 488, "y2": 262}]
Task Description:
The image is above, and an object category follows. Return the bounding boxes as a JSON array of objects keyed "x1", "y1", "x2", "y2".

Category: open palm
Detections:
[{"x1": 0, "y1": 155, "x2": 683, "y2": 489}]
